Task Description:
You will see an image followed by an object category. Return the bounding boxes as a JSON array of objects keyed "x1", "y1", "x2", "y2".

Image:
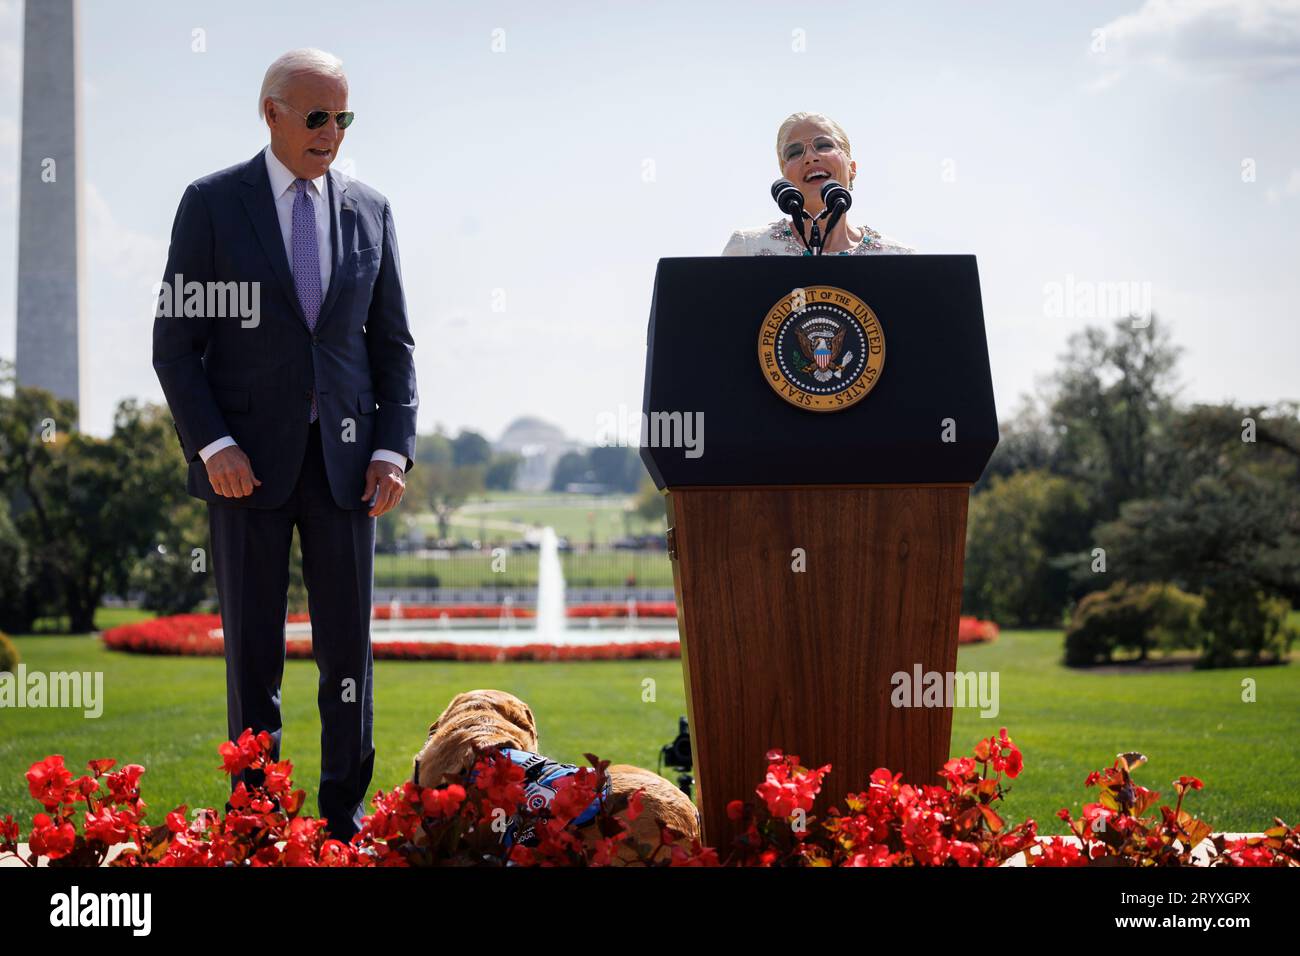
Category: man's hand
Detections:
[
  {"x1": 362, "y1": 459, "x2": 405, "y2": 517},
  {"x1": 206, "y1": 445, "x2": 262, "y2": 498}
]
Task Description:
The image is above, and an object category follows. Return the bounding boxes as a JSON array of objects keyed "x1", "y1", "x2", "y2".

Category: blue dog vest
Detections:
[{"x1": 469, "y1": 748, "x2": 611, "y2": 848}]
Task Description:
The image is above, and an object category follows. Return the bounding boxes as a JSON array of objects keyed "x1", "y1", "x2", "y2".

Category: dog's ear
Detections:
[{"x1": 457, "y1": 742, "x2": 480, "y2": 779}]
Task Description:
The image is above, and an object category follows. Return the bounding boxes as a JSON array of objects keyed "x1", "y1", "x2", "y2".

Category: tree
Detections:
[
  {"x1": 0, "y1": 495, "x2": 31, "y2": 632},
  {"x1": 130, "y1": 490, "x2": 212, "y2": 616},
  {"x1": 0, "y1": 367, "x2": 188, "y2": 632},
  {"x1": 633, "y1": 475, "x2": 666, "y2": 526},
  {"x1": 550, "y1": 451, "x2": 592, "y2": 491},
  {"x1": 403, "y1": 427, "x2": 490, "y2": 542},
  {"x1": 1093, "y1": 403, "x2": 1300, "y2": 665},
  {"x1": 1049, "y1": 316, "x2": 1182, "y2": 521},
  {"x1": 0, "y1": 361, "x2": 79, "y2": 630},
  {"x1": 485, "y1": 453, "x2": 522, "y2": 491},
  {"x1": 963, "y1": 470, "x2": 1092, "y2": 627},
  {"x1": 451, "y1": 430, "x2": 491, "y2": 467},
  {"x1": 589, "y1": 446, "x2": 644, "y2": 492},
  {"x1": 415, "y1": 428, "x2": 453, "y2": 466},
  {"x1": 547, "y1": 447, "x2": 646, "y2": 493},
  {"x1": 978, "y1": 394, "x2": 1060, "y2": 491}
]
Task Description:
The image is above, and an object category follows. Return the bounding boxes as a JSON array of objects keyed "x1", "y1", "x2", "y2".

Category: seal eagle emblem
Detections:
[{"x1": 757, "y1": 285, "x2": 885, "y2": 411}]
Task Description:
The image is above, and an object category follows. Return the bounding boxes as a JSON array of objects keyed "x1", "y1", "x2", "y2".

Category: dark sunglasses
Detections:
[
  {"x1": 782, "y1": 135, "x2": 838, "y2": 162},
  {"x1": 275, "y1": 100, "x2": 355, "y2": 130}
]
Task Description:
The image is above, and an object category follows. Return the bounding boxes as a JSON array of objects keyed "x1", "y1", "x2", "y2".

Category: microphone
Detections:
[
  {"x1": 820, "y1": 180, "x2": 852, "y2": 254},
  {"x1": 771, "y1": 179, "x2": 812, "y2": 252},
  {"x1": 771, "y1": 178, "x2": 804, "y2": 217}
]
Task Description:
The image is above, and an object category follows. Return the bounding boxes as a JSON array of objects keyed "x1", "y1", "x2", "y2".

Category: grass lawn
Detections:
[
  {"x1": 374, "y1": 551, "x2": 542, "y2": 588},
  {"x1": 951, "y1": 630, "x2": 1300, "y2": 832},
  {"x1": 1, "y1": 611, "x2": 690, "y2": 829},
  {"x1": 414, "y1": 491, "x2": 665, "y2": 547},
  {"x1": 3, "y1": 616, "x2": 1297, "y2": 835}
]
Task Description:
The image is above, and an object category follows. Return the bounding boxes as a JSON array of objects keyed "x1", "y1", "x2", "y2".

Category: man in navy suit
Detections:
[{"x1": 152, "y1": 48, "x2": 418, "y2": 841}]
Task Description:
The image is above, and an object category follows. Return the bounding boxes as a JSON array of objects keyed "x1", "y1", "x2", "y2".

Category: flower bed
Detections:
[
  {"x1": 371, "y1": 602, "x2": 680, "y2": 620},
  {"x1": 3, "y1": 726, "x2": 1293, "y2": 867},
  {"x1": 958, "y1": 616, "x2": 999, "y2": 644},
  {"x1": 100, "y1": 609, "x2": 995, "y2": 659},
  {"x1": 99, "y1": 614, "x2": 680, "y2": 661}
]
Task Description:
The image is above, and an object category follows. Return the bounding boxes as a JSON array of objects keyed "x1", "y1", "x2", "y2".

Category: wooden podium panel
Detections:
[{"x1": 666, "y1": 483, "x2": 971, "y2": 846}]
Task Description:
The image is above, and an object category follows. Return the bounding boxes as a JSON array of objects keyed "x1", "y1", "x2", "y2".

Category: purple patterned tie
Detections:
[{"x1": 291, "y1": 178, "x2": 322, "y2": 423}]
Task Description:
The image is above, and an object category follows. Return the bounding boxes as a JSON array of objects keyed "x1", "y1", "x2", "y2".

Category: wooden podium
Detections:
[{"x1": 639, "y1": 256, "x2": 997, "y2": 845}]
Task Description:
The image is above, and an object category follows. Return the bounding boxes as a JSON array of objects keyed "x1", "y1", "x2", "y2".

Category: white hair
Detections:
[{"x1": 258, "y1": 48, "x2": 347, "y2": 119}]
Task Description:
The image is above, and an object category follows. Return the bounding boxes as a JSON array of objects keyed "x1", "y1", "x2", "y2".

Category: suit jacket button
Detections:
[{"x1": 304, "y1": 389, "x2": 312, "y2": 400}]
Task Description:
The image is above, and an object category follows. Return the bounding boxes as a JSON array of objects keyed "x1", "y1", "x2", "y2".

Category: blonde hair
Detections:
[{"x1": 775, "y1": 112, "x2": 853, "y2": 170}]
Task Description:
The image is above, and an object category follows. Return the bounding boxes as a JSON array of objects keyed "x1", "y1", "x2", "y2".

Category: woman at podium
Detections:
[{"x1": 722, "y1": 112, "x2": 914, "y2": 256}]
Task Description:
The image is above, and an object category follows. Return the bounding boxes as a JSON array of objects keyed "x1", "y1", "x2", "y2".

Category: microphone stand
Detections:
[
  {"x1": 773, "y1": 178, "x2": 831, "y2": 255},
  {"x1": 795, "y1": 209, "x2": 830, "y2": 255},
  {"x1": 808, "y1": 214, "x2": 823, "y2": 255}
]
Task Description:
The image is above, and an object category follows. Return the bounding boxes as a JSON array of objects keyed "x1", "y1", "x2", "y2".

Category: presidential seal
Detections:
[{"x1": 757, "y1": 286, "x2": 885, "y2": 411}]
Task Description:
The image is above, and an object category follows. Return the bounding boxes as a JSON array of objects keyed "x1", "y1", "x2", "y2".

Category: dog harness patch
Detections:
[{"x1": 470, "y1": 748, "x2": 611, "y2": 848}]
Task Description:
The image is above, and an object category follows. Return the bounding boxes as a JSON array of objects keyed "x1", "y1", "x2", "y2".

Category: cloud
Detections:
[
  {"x1": 85, "y1": 181, "x2": 169, "y2": 291},
  {"x1": 1093, "y1": 0, "x2": 1300, "y2": 83},
  {"x1": 82, "y1": 182, "x2": 173, "y2": 434}
]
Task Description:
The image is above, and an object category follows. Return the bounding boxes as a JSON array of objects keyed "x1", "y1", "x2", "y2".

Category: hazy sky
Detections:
[{"x1": 1, "y1": 0, "x2": 1297, "y2": 446}]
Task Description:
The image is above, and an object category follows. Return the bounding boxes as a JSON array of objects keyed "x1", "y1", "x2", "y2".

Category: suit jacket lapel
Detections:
[
  {"x1": 238, "y1": 150, "x2": 307, "y2": 328},
  {"x1": 316, "y1": 167, "x2": 353, "y2": 331}
]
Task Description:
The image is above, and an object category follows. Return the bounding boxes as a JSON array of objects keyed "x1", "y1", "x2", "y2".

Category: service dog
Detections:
[{"x1": 412, "y1": 689, "x2": 700, "y2": 863}]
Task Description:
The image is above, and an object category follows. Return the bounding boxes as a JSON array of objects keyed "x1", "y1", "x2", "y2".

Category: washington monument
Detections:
[{"x1": 15, "y1": 0, "x2": 85, "y2": 422}]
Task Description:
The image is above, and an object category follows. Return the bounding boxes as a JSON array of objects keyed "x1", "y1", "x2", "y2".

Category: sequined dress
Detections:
[{"x1": 721, "y1": 218, "x2": 915, "y2": 256}]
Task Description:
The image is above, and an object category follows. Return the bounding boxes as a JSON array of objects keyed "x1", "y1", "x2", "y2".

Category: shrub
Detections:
[
  {"x1": 1197, "y1": 588, "x2": 1297, "y2": 668},
  {"x1": 1064, "y1": 581, "x2": 1203, "y2": 667}
]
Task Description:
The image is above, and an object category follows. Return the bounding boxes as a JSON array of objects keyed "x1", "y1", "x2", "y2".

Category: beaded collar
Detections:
[{"x1": 769, "y1": 218, "x2": 885, "y2": 256}]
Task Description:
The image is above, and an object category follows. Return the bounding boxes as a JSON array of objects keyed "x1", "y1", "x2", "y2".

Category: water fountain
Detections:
[
  {"x1": 280, "y1": 527, "x2": 679, "y2": 648},
  {"x1": 535, "y1": 527, "x2": 566, "y2": 642}
]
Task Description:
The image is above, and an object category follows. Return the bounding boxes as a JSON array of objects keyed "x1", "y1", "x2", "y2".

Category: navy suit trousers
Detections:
[{"x1": 209, "y1": 418, "x2": 376, "y2": 843}]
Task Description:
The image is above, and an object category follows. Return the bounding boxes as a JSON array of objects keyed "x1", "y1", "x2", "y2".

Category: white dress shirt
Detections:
[{"x1": 198, "y1": 145, "x2": 408, "y2": 472}]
